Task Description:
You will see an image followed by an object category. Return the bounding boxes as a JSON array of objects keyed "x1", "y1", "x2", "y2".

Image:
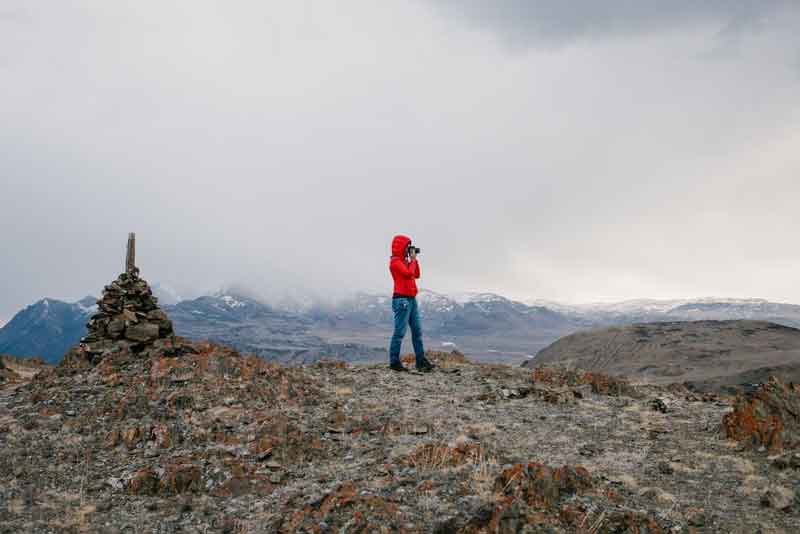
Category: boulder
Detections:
[
  {"x1": 760, "y1": 486, "x2": 795, "y2": 510},
  {"x1": 722, "y1": 376, "x2": 800, "y2": 453}
]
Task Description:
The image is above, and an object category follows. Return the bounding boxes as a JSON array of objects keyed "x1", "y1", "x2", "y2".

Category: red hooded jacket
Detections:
[{"x1": 390, "y1": 235, "x2": 420, "y2": 298}]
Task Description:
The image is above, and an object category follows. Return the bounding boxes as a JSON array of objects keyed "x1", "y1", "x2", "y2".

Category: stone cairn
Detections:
[{"x1": 62, "y1": 234, "x2": 177, "y2": 367}]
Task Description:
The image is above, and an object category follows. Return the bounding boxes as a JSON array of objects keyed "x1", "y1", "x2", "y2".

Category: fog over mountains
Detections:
[
  {"x1": 527, "y1": 297, "x2": 800, "y2": 324},
  {"x1": 4, "y1": 285, "x2": 800, "y2": 365}
]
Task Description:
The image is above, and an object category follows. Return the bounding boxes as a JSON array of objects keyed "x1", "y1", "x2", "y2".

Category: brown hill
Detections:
[{"x1": 525, "y1": 320, "x2": 800, "y2": 393}]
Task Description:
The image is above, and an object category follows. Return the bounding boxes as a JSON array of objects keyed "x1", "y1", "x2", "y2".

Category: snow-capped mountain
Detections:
[
  {"x1": 0, "y1": 296, "x2": 97, "y2": 363},
  {"x1": 316, "y1": 290, "x2": 575, "y2": 336},
  {"x1": 666, "y1": 298, "x2": 800, "y2": 321},
  {"x1": 169, "y1": 290, "x2": 287, "y2": 323},
  {"x1": 526, "y1": 297, "x2": 800, "y2": 326},
  {"x1": 5, "y1": 285, "x2": 800, "y2": 365},
  {"x1": 526, "y1": 298, "x2": 689, "y2": 315},
  {"x1": 416, "y1": 289, "x2": 458, "y2": 313}
]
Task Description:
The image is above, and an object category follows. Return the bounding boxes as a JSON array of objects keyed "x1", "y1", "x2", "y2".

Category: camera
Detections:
[{"x1": 406, "y1": 244, "x2": 421, "y2": 255}]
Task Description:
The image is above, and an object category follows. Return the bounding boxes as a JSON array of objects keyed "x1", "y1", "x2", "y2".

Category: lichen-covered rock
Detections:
[
  {"x1": 760, "y1": 486, "x2": 795, "y2": 510},
  {"x1": 453, "y1": 461, "x2": 671, "y2": 534},
  {"x1": 127, "y1": 469, "x2": 160, "y2": 496},
  {"x1": 123, "y1": 464, "x2": 198, "y2": 496},
  {"x1": 722, "y1": 376, "x2": 800, "y2": 453},
  {"x1": 279, "y1": 482, "x2": 402, "y2": 533},
  {"x1": 159, "y1": 463, "x2": 202, "y2": 495},
  {"x1": 494, "y1": 462, "x2": 592, "y2": 508},
  {"x1": 601, "y1": 510, "x2": 667, "y2": 533}
]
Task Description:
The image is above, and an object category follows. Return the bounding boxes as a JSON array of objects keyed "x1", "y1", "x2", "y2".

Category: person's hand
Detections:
[{"x1": 409, "y1": 249, "x2": 417, "y2": 261}]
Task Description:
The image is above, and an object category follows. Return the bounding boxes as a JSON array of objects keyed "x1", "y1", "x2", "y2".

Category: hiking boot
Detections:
[
  {"x1": 389, "y1": 362, "x2": 409, "y2": 372},
  {"x1": 416, "y1": 359, "x2": 435, "y2": 372}
]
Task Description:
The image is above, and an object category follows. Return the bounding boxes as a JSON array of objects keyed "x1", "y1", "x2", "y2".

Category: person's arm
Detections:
[
  {"x1": 391, "y1": 257, "x2": 417, "y2": 279},
  {"x1": 409, "y1": 249, "x2": 421, "y2": 279},
  {"x1": 411, "y1": 259, "x2": 420, "y2": 279}
]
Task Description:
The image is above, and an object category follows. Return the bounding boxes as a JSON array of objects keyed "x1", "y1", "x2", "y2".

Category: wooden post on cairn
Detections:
[{"x1": 125, "y1": 233, "x2": 136, "y2": 273}]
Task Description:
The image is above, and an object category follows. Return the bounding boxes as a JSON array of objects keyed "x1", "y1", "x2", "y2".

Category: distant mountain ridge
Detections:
[
  {"x1": 527, "y1": 296, "x2": 800, "y2": 327},
  {"x1": 4, "y1": 288, "x2": 800, "y2": 364},
  {"x1": 0, "y1": 291, "x2": 386, "y2": 365},
  {"x1": 0, "y1": 296, "x2": 97, "y2": 363}
]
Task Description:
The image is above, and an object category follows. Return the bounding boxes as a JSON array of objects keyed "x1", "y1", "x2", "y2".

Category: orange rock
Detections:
[
  {"x1": 603, "y1": 510, "x2": 666, "y2": 533},
  {"x1": 159, "y1": 463, "x2": 201, "y2": 494},
  {"x1": 152, "y1": 424, "x2": 172, "y2": 448},
  {"x1": 722, "y1": 376, "x2": 800, "y2": 453},
  {"x1": 128, "y1": 469, "x2": 159, "y2": 495},
  {"x1": 494, "y1": 462, "x2": 592, "y2": 508}
]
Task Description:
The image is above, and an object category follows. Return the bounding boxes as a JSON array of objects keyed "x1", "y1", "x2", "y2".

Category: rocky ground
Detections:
[{"x1": 1, "y1": 347, "x2": 799, "y2": 533}]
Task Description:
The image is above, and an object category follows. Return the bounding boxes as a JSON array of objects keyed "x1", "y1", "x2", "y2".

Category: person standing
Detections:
[{"x1": 388, "y1": 235, "x2": 434, "y2": 372}]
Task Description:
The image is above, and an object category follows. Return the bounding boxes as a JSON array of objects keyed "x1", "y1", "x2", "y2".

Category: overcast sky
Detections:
[{"x1": 2, "y1": 1, "x2": 799, "y2": 323}]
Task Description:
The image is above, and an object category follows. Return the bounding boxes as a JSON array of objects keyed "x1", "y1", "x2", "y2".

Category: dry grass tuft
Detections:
[{"x1": 404, "y1": 442, "x2": 490, "y2": 471}]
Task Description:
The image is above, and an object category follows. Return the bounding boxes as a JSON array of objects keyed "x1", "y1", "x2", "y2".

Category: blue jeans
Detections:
[{"x1": 389, "y1": 297, "x2": 426, "y2": 366}]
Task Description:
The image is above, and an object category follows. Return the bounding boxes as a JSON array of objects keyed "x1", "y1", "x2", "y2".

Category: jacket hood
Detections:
[{"x1": 391, "y1": 235, "x2": 411, "y2": 257}]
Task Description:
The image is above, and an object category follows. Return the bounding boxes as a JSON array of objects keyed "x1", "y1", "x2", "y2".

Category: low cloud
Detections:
[
  {"x1": 1, "y1": 1, "x2": 799, "y2": 320},
  {"x1": 429, "y1": 1, "x2": 794, "y2": 38},
  {"x1": 427, "y1": 1, "x2": 797, "y2": 50}
]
